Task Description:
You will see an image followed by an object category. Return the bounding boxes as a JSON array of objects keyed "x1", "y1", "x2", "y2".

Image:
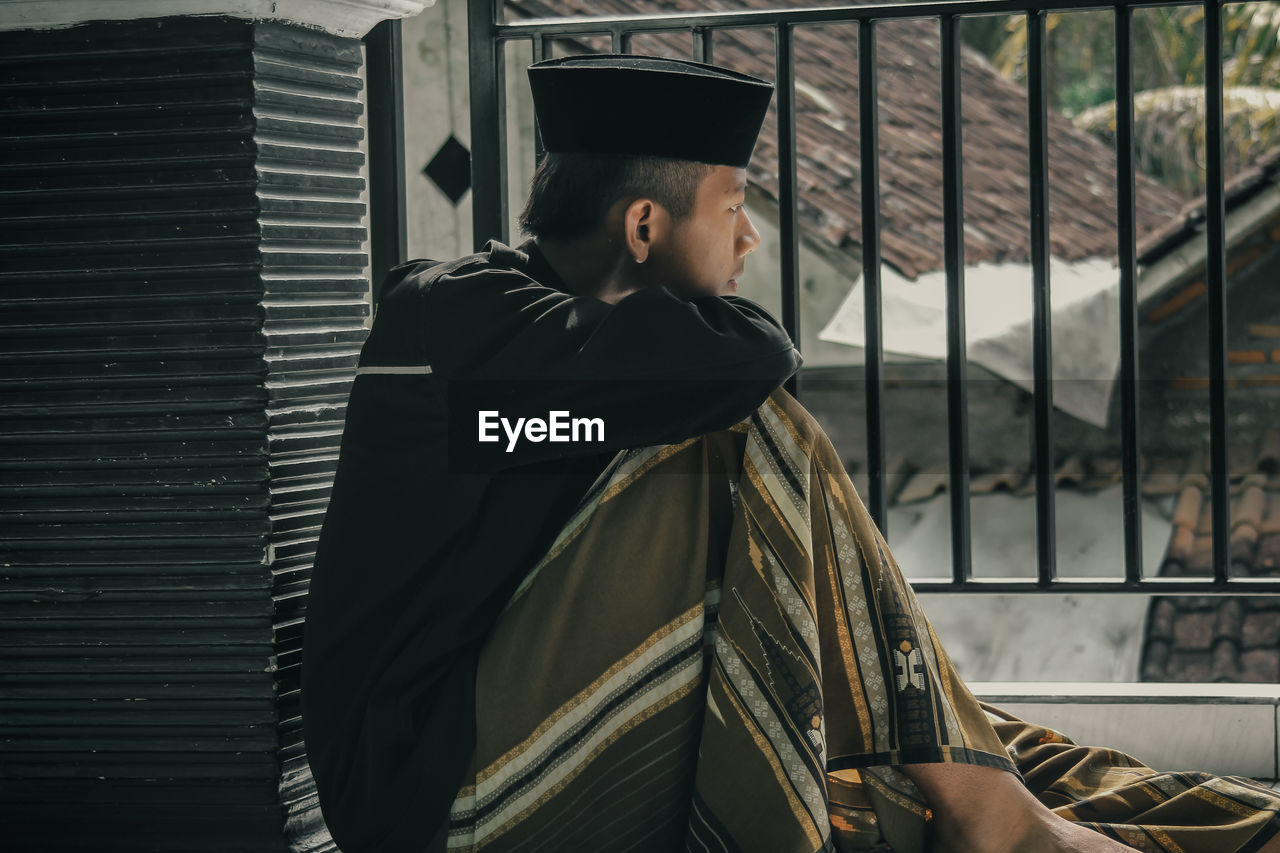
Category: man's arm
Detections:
[
  {"x1": 899, "y1": 762, "x2": 1133, "y2": 853},
  {"x1": 422, "y1": 265, "x2": 802, "y2": 470}
]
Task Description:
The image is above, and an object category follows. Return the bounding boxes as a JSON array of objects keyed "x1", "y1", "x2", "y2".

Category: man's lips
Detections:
[{"x1": 718, "y1": 268, "x2": 745, "y2": 296}]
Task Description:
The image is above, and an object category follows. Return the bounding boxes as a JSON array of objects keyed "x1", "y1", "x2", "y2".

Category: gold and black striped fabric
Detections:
[
  {"x1": 443, "y1": 389, "x2": 1280, "y2": 852},
  {"x1": 985, "y1": 704, "x2": 1280, "y2": 853}
]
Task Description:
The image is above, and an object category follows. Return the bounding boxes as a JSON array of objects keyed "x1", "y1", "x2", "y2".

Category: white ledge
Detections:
[
  {"x1": 972, "y1": 681, "x2": 1280, "y2": 704},
  {"x1": 0, "y1": 0, "x2": 435, "y2": 36}
]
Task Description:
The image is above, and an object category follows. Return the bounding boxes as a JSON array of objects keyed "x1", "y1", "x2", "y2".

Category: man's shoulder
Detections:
[{"x1": 383, "y1": 240, "x2": 538, "y2": 306}]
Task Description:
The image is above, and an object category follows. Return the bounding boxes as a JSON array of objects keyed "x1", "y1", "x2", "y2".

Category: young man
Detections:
[{"x1": 300, "y1": 55, "x2": 1280, "y2": 853}]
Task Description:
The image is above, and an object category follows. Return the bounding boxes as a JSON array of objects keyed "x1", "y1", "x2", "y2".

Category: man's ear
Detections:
[{"x1": 623, "y1": 198, "x2": 669, "y2": 264}]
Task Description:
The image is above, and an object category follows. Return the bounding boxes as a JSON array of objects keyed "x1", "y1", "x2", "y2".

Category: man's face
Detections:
[{"x1": 652, "y1": 165, "x2": 761, "y2": 300}]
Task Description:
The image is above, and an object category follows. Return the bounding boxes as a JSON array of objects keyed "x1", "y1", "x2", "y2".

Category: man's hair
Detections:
[{"x1": 518, "y1": 152, "x2": 713, "y2": 240}]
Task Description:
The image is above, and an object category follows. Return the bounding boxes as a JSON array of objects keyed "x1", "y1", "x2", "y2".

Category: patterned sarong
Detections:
[{"x1": 445, "y1": 389, "x2": 1280, "y2": 852}]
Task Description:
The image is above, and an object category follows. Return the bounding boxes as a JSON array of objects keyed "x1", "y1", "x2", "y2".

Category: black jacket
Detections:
[{"x1": 300, "y1": 238, "x2": 801, "y2": 853}]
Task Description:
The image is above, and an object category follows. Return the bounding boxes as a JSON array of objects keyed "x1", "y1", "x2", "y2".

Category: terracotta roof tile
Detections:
[
  {"x1": 1240, "y1": 648, "x2": 1280, "y2": 682},
  {"x1": 1213, "y1": 598, "x2": 1245, "y2": 644},
  {"x1": 1260, "y1": 429, "x2": 1280, "y2": 473},
  {"x1": 1140, "y1": 638, "x2": 1170, "y2": 681},
  {"x1": 1211, "y1": 639, "x2": 1244, "y2": 681},
  {"x1": 1172, "y1": 608, "x2": 1216, "y2": 651},
  {"x1": 1243, "y1": 609, "x2": 1280, "y2": 647},
  {"x1": 894, "y1": 470, "x2": 948, "y2": 505},
  {"x1": 1172, "y1": 482, "x2": 1204, "y2": 530},
  {"x1": 1163, "y1": 652, "x2": 1214, "y2": 682},
  {"x1": 1256, "y1": 532, "x2": 1280, "y2": 574},
  {"x1": 1051, "y1": 454, "x2": 1087, "y2": 489},
  {"x1": 1136, "y1": 147, "x2": 1280, "y2": 265},
  {"x1": 511, "y1": 0, "x2": 1186, "y2": 277},
  {"x1": 1135, "y1": 437, "x2": 1280, "y2": 684},
  {"x1": 969, "y1": 469, "x2": 1025, "y2": 495}
]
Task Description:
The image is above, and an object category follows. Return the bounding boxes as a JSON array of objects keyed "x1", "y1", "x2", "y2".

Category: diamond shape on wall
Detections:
[{"x1": 424, "y1": 135, "x2": 472, "y2": 205}]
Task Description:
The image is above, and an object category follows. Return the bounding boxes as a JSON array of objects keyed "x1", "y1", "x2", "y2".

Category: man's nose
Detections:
[{"x1": 738, "y1": 209, "x2": 762, "y2": 256}]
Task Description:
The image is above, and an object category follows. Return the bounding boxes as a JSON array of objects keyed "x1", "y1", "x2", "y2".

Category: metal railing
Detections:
[
  {"x1": 455, "y1": 0, "x2": 1280, "y2": 595},
  {"x1": 365, "y1": 19, "x2": 409, "y2": 301}
]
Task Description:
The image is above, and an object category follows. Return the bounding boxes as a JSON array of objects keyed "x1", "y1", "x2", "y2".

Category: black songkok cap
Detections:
[{"x1": 527, "y1": 54, "x2": 774, "y2": 168}]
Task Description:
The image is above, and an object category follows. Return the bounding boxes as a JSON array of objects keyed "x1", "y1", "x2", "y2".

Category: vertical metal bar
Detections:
[
  {"x1": 776, "y1": 23, "x2": 801, "y2": 399},
  {"x1": 364, "y1": 19, "x2": 408, "y2": 307},
  {"x1": 613, "y1": 29, "x2": 633, "y2": 53},
  {"x1": 693, "y1": 27, "x2": 714, "y2": 64},
  {"x1": 1115, "y1": 5, "x2": 1143, "y2": 585},
  {"x1": 941, "y1": 15, "x2": 972, "y2": 584},
  {"x1": 533, "y1": 35, "x2": 548, "y2": 168},
  {"x1": 1027, "y1": 11, "x2": 1056, "y2": 586},
  {"x1": 859, "y1": 19, "x2": 887, "y2": 534},
  {"x1": 1204, "y1": 0, "x2": 1230, "y2": 584},
  {"x1": 468, "y1": 0, "x2": 508, "y2": 250}
]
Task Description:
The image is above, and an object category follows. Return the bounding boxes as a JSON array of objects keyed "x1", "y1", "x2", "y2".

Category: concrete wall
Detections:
[{"x1": 403, "y1": 0, "x2": 535, "y2": 259}]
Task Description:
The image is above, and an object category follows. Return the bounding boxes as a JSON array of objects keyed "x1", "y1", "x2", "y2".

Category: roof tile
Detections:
[
  {"x1": 1240, "y1": 648, "x2": 1280, "y2": 683},
  {"x1": 1210, "y1": 639, "x2": 1243, "y2": 681},
  {"x1": 1243, "y1": 611, "x2": 1280, "y2": 647},
  {"x1": 1138, "y1": 435, "x2": 1280, "y2": 684},
  {"x1": 1172, "y1": 609, "x2": 1216, "y2": 651},
  {"x1": 1161, "y1": 651, "x2": 1214, "y2": 683},
  {"x1": 1136, "y1": 147, "x2": 1280, "y2": 264},
  {"x1": 1140, "y1": 639, "x2": 1170, "y2": 682},
  {"x1": 1256, "y1": 532, "x2": 1280, "y2": 573}
]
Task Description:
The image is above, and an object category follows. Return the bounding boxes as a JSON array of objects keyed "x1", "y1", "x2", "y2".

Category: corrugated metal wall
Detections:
[
  {"x1": 0, "y1": 17, "x2": 365, "y2": 850},
  {"x1": 253, "y1": 22, "x2": 368, "y2": 853}
]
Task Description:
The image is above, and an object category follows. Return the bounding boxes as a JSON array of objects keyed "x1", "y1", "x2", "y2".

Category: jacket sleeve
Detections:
[{"x1": 423, "y1": 264, "x2": 803, "y2": 470}]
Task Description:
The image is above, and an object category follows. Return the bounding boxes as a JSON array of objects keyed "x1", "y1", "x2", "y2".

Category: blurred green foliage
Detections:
[{"x1": 961, "y1": 4, "x2": 1280, "y2": 198}]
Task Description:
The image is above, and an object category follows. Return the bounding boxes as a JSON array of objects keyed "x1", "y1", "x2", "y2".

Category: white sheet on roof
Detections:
[{"x1": 817, "y1": 256, "x2": 1121, "y2": 428}]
